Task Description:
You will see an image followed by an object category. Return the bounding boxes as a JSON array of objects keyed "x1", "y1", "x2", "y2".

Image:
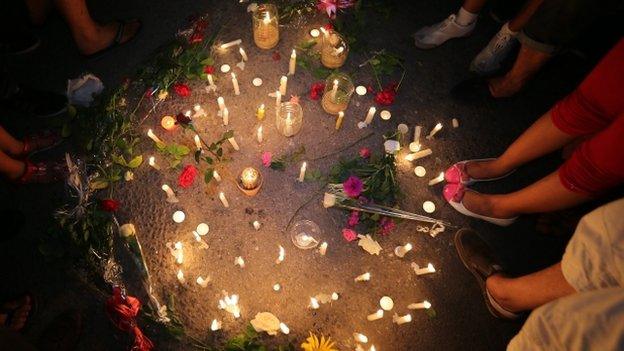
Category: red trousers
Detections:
[{"x1": 551, "y1": 39, "x2": 624, "y2": 196}]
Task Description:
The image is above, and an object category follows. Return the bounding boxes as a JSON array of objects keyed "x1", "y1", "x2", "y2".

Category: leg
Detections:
[
  {"x1": 507, "y1": 0, "x2": 544, "y2": 32},
  {"x1": 0, "y1": 125, "x2": 25, "y2": 157},
  {"x1": 488, "y1": 44, "x2": 551, "y2": 97},
  {"x1": 486, "y1": 263, "x2": 575, "y2": 312},
  {"x1": 462, "y1": 0, "x2": 489, "y2": 14},
  {"x1": 0, "y1": 150, "x2": 26, "y2": 180}
]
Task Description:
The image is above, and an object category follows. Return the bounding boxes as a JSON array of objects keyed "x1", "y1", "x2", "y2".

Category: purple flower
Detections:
[
  {"x1": 343, "y1": 176, "x2": 363, "y2": 198},
  {"x1": 347, "y1": 211, "x2": 360, "y2": 227},
  {"x1": 378, "y1": 217, "x2": 396, "y2": 236}
]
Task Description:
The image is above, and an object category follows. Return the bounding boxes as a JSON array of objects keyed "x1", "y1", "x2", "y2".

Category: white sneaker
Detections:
[
  {"x1": 414, "y1": 14, "x2": 476, "y2": 49},
  {"x1": 470, "y1": 23, "x2": 517, "y2": 74}
]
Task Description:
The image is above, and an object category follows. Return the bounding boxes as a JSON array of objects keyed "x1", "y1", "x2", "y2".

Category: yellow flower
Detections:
[
  {"x1": 158, "y1": 90, "x2": 169, "y2": 101},
  {"x1": 301, "y1": 332, "x2": 337, "y2": 351}
]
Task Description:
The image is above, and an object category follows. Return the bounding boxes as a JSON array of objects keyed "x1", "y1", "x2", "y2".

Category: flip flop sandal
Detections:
[
  {"x1": 0, "y1": 293, "x2": 38, "y2": 332},
  {"x1": 85, "y1": 19, "x2": 142, "y2": 60},
  {"x1": 21, "y1": 130, "x2": 63, "y2": 157}
]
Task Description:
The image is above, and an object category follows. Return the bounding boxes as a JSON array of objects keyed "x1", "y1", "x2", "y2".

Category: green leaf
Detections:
[
  {"x1": 61, "y1": 123, "x2": 72, "y2": 138},
  {"x1": 126, "y1": 155, "x2": 143, "y2": 168},
  {"x1": 169, "y1": 159, "x2": 181, "y2": 169},
  {"x1": 67, "y1": 104, "x2": 77, "y2": 118},
  {"x1": 270, "y1": 161, "x2": 285, "y2": 171},
  {"x1": 89, "y1": 179, "x2": 109, "y2": 190},
  {"x1": 204, "y1": 169, "x2": 214, "y2": 184},
  {"x1": 200, "y1": 57, "x2": 215, "y2": 66},
  {"x1": 222, "y1": 130, "x2": 234, "y2": 139},
  {"x1": 112, "y1": 154, "x2": 127, "y2": 167}
]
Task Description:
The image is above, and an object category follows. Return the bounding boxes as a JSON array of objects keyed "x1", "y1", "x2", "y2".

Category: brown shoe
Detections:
[
  {"x1": 36, "y1": 309, "x2": 82, "y2": 351},
  {"x1": 454, "y1": 228, "x2": 519, "y2": 320}
]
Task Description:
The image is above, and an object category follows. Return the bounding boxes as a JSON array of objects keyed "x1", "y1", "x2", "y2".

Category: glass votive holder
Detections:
[
  {"x1": 290, "y1": 219, "x2": 321, "y2": 250},
  {"x1": 321, "y1": 31, "x2": 349, "y2": 68},
  {"x1": 253, "y1": 4, "x2": 279, "y2": 50},
  {"x1": 321, "y1": 72, "x2": 354, "y2": 115},
  {"x1": 276, "y1": 101, "x2": 303, "y2": 137},
  {"x1": 237, "y1": 167, "x2": 263, "y2": 196}
]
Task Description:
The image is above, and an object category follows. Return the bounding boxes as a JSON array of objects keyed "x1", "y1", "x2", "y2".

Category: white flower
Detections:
[
  {"x1": 119, "y1": 223, "x2": 136, "y2": 238},
  {"x1": 323, "y1": 193, "x2": 336, "y2": 208},
  {"x1": 124, "y1": 170, "x2": 134, "y2": 181}
]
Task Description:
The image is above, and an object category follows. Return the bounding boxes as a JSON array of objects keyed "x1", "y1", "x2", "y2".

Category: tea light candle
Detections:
[
  {"x1": 409, "y1": 126, "x2": 423, "y2": 152},
  {"x1": 217, "y1": 96, "x2": 226, "y2": 112},
  {"x1": 273, "y1": 283, "x2": 281, "y2": 291},
  {"x1": 148, "y1": 156, "x2": 160, "y2": 170},
  {"x1": 213, "y1": 170, "x2": 222, "y2": 182},
  {"x1": 239, "y1": 47, "x2": 248, "y2": 61},
  {"x1": 423, "y1": 201, "x2": 436, "y2": 213},
  {"x1": 279, "y1": 322, "x2": 290, "y2": 335},
  {"x1": 256, "y1": 125, "x2": 263, "y2": 143},
  {"x1": 426, "y1": 122, "x2": 443, "y2": 140},
  {"x1": 380, "y1": 296, "x2": 394, "y2": 311},
  {"x1": 147, "y1": 129, "x2": 163, "y2": 144},
  {"x1": 356, "y1": 85, "x2": 367, "y2": 96},
  {"x1": 393, "y1": 313, "x2": 412, "y2": 325},
  {"x1": 210, "y1": 319, "x2": 222, "y2": 331},
  {"x1": 196, "y1": 223, "x2": 209, "y2": 235},
  {"x1": 161, "y1": 184, "x2": 179, "y2": 203},
  {"x1": 309, "y1": 297, "x2": 320, "y2": 309},
  {"x1": 227, "y1": 136, "x2": 239, "y2": 151},
  {"x1": 194, "y1": 134, "x2": 202, "y2": 151},
  {"x1": 256, "y1": 104, "x2": 265, "y2": 120},
  {"x1": 172, "y1": 210, "x2": 185, "y2": 223},
  {"x1": 235, "y1": 256, "x2": 245, "y2": 268},
  {"x1": 335, "y1": 111, "x2": 344, "y2": 130},
  {"x1": 275, "y1": 91, "x2": 282, "y2": 108},
  {"x1": 160, "y1": 116, "x2": 176, "y2": 130},
  {"x1": 354, "y1": 272, "x2": 371, "y2": 282},
  {"x1": 218, "y1": 192, "x2": 229, "y2": 208},
  {"x1": 380, "y1": 110, "x2": 392, "y2": 121},
  {"x1": 298, "y1": 162, "x2": 307, "y2": 182},
  {"x1": 288, "y1": 49, "x2": 297, "y2": 75},
  {"x1": 252, "y1": 220, "x2": 261, "y2": 230},
  {"x1": 353, "y1": 333, "x2": 368, "y2": 344},
  {"x1": 364, "y1": 107, "x2": 376, "y2": 125},
  {"x1": 240, "y1": 167, "x2": 260, "y2": 189},
  {"x1": 222, "y1": 107, "x2": 229, "y2": 126},
  {"x1": 196, "y1": 276, "x2": 210, "y2": 288},
  {"x1": 332, "y1": 292, "x2": 339, "y2": 301},
  {"x1": 231, "y1": 73, "x2": 240, "y2": 95},
  {"x1": 412, "y1": 263, "x2": 436, "y2": 276},
  {"x1": 318, "y1": 242, "x2": 328, "y2": 255},
  {"x1": 394, "y1": 243, "x2": 413, "y2": 258},
  {"x1": 220, "y1": 64, "x2": 231, "y2": 73},
  {"x1": 220, "y1": 39, "x2": 242, "y2": 50},
  {"x1": 367, "y1": 309, "x2": 384, "y2": 321},
  {"x1": 428, "y1": 172, "x2": 445, "y2": 186},
  {"x1": 276, "y1": 245, "x2": 285, "y2": 264},
  {"x1": 405, "y1": 148, "x2": 432, "y2": 162},
  {"x1": 408, "y1": 300, "x2": 432, "y2": 310},
  {"x1": 414, "y1": 166, "x2": 426, "y2": 177},
  {"x1": 176, "y1": 269, "x2": 185, "y2": 284},
  {"x1": 310, "y1": 28, "x2": 320, "y2": 37},
  {"x1": 279, "y1": 76, "x2": 288, "y2": 96},
  {"x1": 252, "y1": 77, "x2": 263, "y2": 87}
]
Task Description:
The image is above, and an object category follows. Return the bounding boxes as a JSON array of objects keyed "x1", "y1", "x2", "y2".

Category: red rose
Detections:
[
  {"x1": 101, "y1": 199, "x2": 119, "y2": 212},
  {"x1": 189, "y1": 32, "x2": 203, "y2": 44},
  {"x1": 203, "y1": 65, "x2": 215, "y2": 74},
  {"x1": 359, "y1": 147, "x2": 371, "y2": 159},
  {"x1": 309, "y1": 82, "x2": 325, "y2": 100},
  {"x1": 323, "y1": 23, "x2": 334, "y2": 31},
  {"x1": 178, "y1": 165, "x2": 198, "y2": 188},
  {"x1": 173, "y1": 83, "x2": 191, "y2": 98},
  {"x1": 375, "y1": 90, "x2": 395, "y2": 105}
]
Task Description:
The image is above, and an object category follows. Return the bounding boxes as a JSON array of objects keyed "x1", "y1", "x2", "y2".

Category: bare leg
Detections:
[
  {"x1": 462, "y1": 0, "x2": 489, "y2": 14},
  {"x1": 508, "y1": 0, "x2": 544, "y2": 32},
  {"x1": 466, "y1": 111, "x2": 574, "y2": 180},
  {"x1": 0, "y1": 126, "x2": 25, "y2": 158},
  {"x1": 486, "y1": 263, "x2": 575, "y2": 312},
  {"x1": 488, "y1": 44, "x2": 552, "y2": 97},
  {"x1": 0, "y1": 150, "x2": 26, "y2": 180}
]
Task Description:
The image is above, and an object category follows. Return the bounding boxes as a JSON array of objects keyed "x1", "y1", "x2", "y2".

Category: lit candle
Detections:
[
  {"x1": 364, "y1": 107, "x2": 376, "y2": 125},
  {"x1": 409, "y1": 126, "x2": 422, "y2": 152},
  {"x1": 257, "y1": 125, "x2": 263, "y2": 143},
  {"x1": 331, "y1": 79, "x2": 339, "y2": 100},
  {"x1": 288, "y1": 49, "x2": 297, "y2": 75},
  {"x1": 147, "y1": 129, "x2": 163, "y2": 144},
  {"x1": 426, "y1": 122, "x2": 443, "y2": 140},
  {"x1": 354, "y1": 272, "x2": 371, "y2": 282},
  {"x1": 414, "y1": 166, "x2": 426, "y2": 177},
  {"x1": 193, "y1": 231, "x2": 209, "y2": 249},
  {"x1": 392, "y1": 313, "x2": 412, "y2": 325},
  {"x1": 412, "y1": 262, "x2": 436, "y2": 276},
  {"x1": 276, "y1": 245, "x2": 285, "y2": 264},
  {"x1": 279, "y1": 322, "x2": 290, "y2": 335},
  {"x1": 256, "y1": 104, "x2": 265, "y2": 120},
  {"x1": 408, "y1": 300, "x2": 432, "y2": 310},
  {"x1": 218, "y1": 293, "x2": 241, "y2": 318},
  {"x1": 173, "y1": 241, "x2": 183, "y2": 264},
  {"x1": 335, "y1": 111, "x2": 344, "y2": 130},
  {"x1": 194, "y1": 134, "x2": 203, "y2": 152},
  {"x1": 428, "y1": 172, "x2": 445, "y2": 186},
  {"x1": 231, "y1": 73, "x2": 240, "y2": 95},
  {"x1": 394, "y1": 243, "x2": 413, "y2": 258},
  {"x1": 273, "y1": 283, "x2": 281, "y2": 291},
  {"x1": 380, "y1": 296, "x2": 394, "y2": 311},
  {"x1": 405, "y1": 148, "x2": 432, "y2": 162},
  {"x1": 240, "y1": 167, "x2": 260, "y2": 189},
  {"x1": 279, "y1": 76, "x2": 288, "y2": 96},
  {"x1": 210, "y1": 319, "x2": 222, "y2": 331},
  {"x1": 239, "y1": 46, "x2": 248, "y2": 61},
  {"x1": 196, "y1": 276, "x2": 210, "y2": 288},
  {"x1": 332, "y1": 292, "x2": 339, "y2": 301},
  {"x1": 222, "y1": 107, "x2": 229, "y2": 126},
  {"x1": 160, "y1": 116, "x2": 176, "y2": 130},
  {"x1": 176, "y1": 269, "x2": 185, "y2": 284},
  {"x1": 310, "y1": 28, "x2": 320, "y2": 37},
  {"x1": 318, "y1": 242, "x2": 328, "y2": 255},
  {"x1": 227, "y1": 136, "x2": 239, "y2": 151},
  {"x1": 353, "y1": 333, "x2": 368, "y2": 344},
  {"x1": 213, "y1": 170, "x2": 222, "y2": 182},
  {"x1": 218, "y1": 192, "x2": 230, "y2": 208},
  {"x1": 196, "y1": 223, "x2": 209, "y2": 235},
  {"x1": 207, "y1": 74, "x2": 215, "y2": 88},
  {"x1": 367, "y1": 309, "x2": 384, "y2": 321},
  {"x1": 217, "y1": 96, "x2": 226, "y2": 112},
  {"x1": 309, "y1": 297, "x2": 320, "y2": 309},
  {"x1": 234, "y1": 256, "x2": 245, "y2": 268},
  {"x1": 252, "y1": 220, "x2": 261, "y2": 230},
  {"x1": 380, "y1": 110, "x2": 392, "y2": 121},
  {"x1": 298, "y1": 161, "x2": 307, "y2": 182},
  {"x1": 452, "y1": 118, "x2": 459, "y2": 128},
  {"x1": 148, "y1": 156, "x2": 160, "y2": 170},
  {"x1": 172, "y1": 211, "x2": 185, "y2": 223},
  {"x1": 193, "y1": 104, "x2": 206, "y2": 118},
  {"x1": 275, "y1": 90, "x2": 282, "y2": 109},
  {"x1": 220, "y1": 39, "x2": 242, "y2": 50},
  {"x1": 161, "y1": 184, "x2": 179, "y2": 203}
]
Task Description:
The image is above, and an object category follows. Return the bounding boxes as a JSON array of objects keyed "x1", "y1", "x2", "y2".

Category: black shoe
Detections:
[
  {"x1": 2, "y1": 87, "x2": 67, "y2": 118},
  {"x1": 0, "y1": 31, "x2": 40, "y2": 56}
]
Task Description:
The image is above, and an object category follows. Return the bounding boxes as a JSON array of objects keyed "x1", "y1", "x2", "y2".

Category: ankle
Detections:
[
  {"x1": 489, "y1": 196, "x2": 516, "y2": 218},
  {"x1": 456, "y1": 7, "x2": 478, "y2": 26},
  {"x1": 486, "y1": 274, "x2": 519, "y2": 312}
]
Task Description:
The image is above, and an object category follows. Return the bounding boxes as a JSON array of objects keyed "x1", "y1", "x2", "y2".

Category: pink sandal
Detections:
[
  {"x1": 444, "y1": 158, "x2": 514, "y2": 185},
  {"x1": 20, "y1": 130, "x2": 62, "y2": 158},
  {"x1": 15, "y1": 160, "x2": 67, "y2": 184},
  {"x1": 443, "y1": 183, "x2": 517, "y2": 226}
]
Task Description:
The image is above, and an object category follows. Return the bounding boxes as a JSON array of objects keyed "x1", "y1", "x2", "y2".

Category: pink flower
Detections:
[
  {"x1": 343, "y1": 176, "x2": 363, "y2": 198},
  {"x1": 342, "y1": 228, "x2": 357, "y2": 242},
  {"x1": 378, "y1": 217, "x2": 396, "y2": 236},
  {"x1": 261, "y1": 152, "x2": 272, "y2": 167},
  {"x1": 359, "y1": 147, "x2": 371, "y2": 159},
  {"x1": 178, "y1": 165, "x2": 198, "y2": 188},
  {"x1": 317, "y1": 0, "x2": 356, "y2": 18},
  {"x1": 347, "y1": 211, "x2": 359, "y2": 227}
]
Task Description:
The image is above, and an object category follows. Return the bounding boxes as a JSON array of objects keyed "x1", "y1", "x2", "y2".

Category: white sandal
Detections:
[{"x1": 445, "y1": 158, "x2": 515, "y2": 186}]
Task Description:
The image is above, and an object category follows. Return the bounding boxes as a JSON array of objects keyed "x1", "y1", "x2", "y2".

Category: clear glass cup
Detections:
[
  {"x1": 321, "y1": 72, "x2": 354, "y2": 115},
  {"x1": 253, "y1": 4, "x2": 279, "y2": 50},
  {"x1": 290, "y1": 220, "x2": 321, "y2": 249},
  {"x1": 321, "y1": 32, "x2": 349, "y2": 68},
  {"x1": 276, "y1": 101, "x2": 303, "y2": 137}
]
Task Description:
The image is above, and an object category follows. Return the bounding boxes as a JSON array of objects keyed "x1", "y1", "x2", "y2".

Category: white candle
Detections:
[
  {"x1": 220, "y1": 39, "x2": 242, "y2": 50},
  {"x1": 404, "y1": 148, "x2": 432, "y2": 162},
  {"x1": 172, "y1": 211, "x2": 185, "y2": 224},
  {"x1": 367, "y1": 309, "x2": 384, "y2": 321},
  {"x1": 354, "y1": 272, "x2": 371, "y2": 282},
  {"x1": 392, "y1": 313, "x2": 412, "y2": 325},
  {"x1": 276, "y1": 245, "x2": 285, "y2": 264},
  {"x1": 148, "y1": 156, "x2": 160, "y2": 170},
  {"x1": 394, "y1": 243, "x2": 413, "y2": 258},
  {"x1": 194, "y1": 134, "x2": 202, "y2": 151},
  {"x1": 173, "y1": 241, "x2": 183, "y2": 264},
  {"x1": 196, "y1": 223, "x2": 209, "y2": 235},
  {"x1": 380, "y1": 296, "x2": 394, "y2": 311},
  {"x1": 147, "y1": 129, "x2": 163, "y2": 144},
  {"x1": 309, "y1": 297, "x2": 320, "y2": 309},
  {"x1": 423, "y1": 201, "x2": 436, "y2": 213},
  {"x1": 310, "y1": 28, "x2": 320, "y2": 37},
  {"x1": 161, "y1": 184, "x2": 179, "y2": 203},
  {"x1": 414, "y1": 166, "x2": 427, "y2": 177},
  {"x1": 252, "y1": 220, "x2": 261, "y2": 230},
  {"x1": 218, "y1": 293, "x2": 241, "y2": 318},
  {"x1": 412, "y1": 262, "x2": 436, "y2": 276},
  {"x1": 176, "y1": 269, "x2": 185, "y2": 284},
  {"x1": 279, "y1": 322, "x2": 290, "y2": 335},
  {"x1": 210, "y1": 319, "x2": 222, "y2": 331},
  {"x1": 275, "y1": 91, "x2": 282, "y2": 109},
  {"x1": 335, "y1": 111, "x2": 344, "y2": 130},
  {"x1": 218, "y1": 192, "x2": 229, "y2": 208},
  {"x1": 217, "y1": 96, "x2": 226, "y2": 112},
  {"x1": 408, "y1": 300, "x2": 432, "y2": 310},
  {"x1": 227, "y1": 136, "x2": 239, "y2": 151},
  {"x1": 279, "y1": 76, "x2": 288, "y2": 96},
  {"x1": 353, "y1": 333, "x2": 368, "y2": 344},
  {"x1": 288, "y1": 49, "x2": 297, "y2": 75},
  {"x1": 193, "y1": 231, "x2": 209, "y2": 249},
  {"x1": 364, "y1": 107, "x2": 376, "y2": 125},
  {"x1": 231, "y1": 73, "x2": 240, "y2": 95},
  {"x1": 234, "y1": 256, "x2": 245, "y2": 268},
  {"x1": 411, "y1": 126, "x2": 422, "y2": 152},
  {"x1": 426, "y1": 122, "x2": 443, "y2": 140},
  {"x1": 222, "y1": 107, "x2": 229, "y2": 126},
  {"x1": 298, "y1": 161, "x2": 307, "y2": 182},
  {"x1": 257, "y1": 125, "x2": 263, "y2": 143},
  {"x1": 332, "y1": 292, "x2": 339, "y2": 301},
  {"x1": 273, "y1": 283, "x2": 281, "y2": 291},
  {"x1": 207, "y1": 74, "x2": 215, "y2": 87},
  {"x1": 452, "y1": 118, "x2": 459, "y2": 128},
  {"x1": 428, "y1": 172, "x2": 445, "y2": 186},
  {"x1": 196, "y1": 276, "x2": 210, "y2": 288},
  {"x1": 318, "y1": 242, "x2": 328, "y2": 255},
  {"x1": 213, "y1": 170, "x2": 222, "y2": 182},
  {"x1": 239, "y1": 47, "x2": 248, "y2": 61},
  {"x1": 331, "y1": 79, "x2": 339, "y2": 100}
]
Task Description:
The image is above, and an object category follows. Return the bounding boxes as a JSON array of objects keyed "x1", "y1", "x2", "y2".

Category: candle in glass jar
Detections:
[
  {"x1": 393, "y1": 313, "x2": 412, "y2": 325},
  {"x1": 298, "y1": 161, "x2": 307, "y2": 182},
  {"x1": 364, "y1": 107, "x2": 376, "y2": 125},
  {"x1": 257, "y1": 125, "x2": 263, "y2": 143},
  {"x1": 335, "y1": 111, "x2": 344, "y2": 130},
  {"x1": 256, "y1": 104, "x2": 265, "y2": 120},
  {"x1": 161, "y1": 116, "x2": 176, "y2": 130},
  {"x1": 217, "y1": 96, "x2": 226, "y2": 112},
  {"x1": 147, "y1": 129, "x2": 163, "y2": 144},
  {"x1": 240, "y1": 167, "x2": 260, "y2": 189},
  {"x1": 367, "y1": 309, "x2": 384, "y2": 321},
  {"x1": 394, "y1": 243, "x2": 413, "y2": 258},
  {"x1": 426, "y1": 122, "x2": 443, "y2": 140},
  {"x1": 254, "y1": 7, "x2": 279, "y2": 49},
  {"x1": 219, "y1": 192, "x2": 229, "y2": 208},
  {"x1": 227, "y1": 136, "x2": 239, "y2": 151},
  {"x1": 231, "y1": 73, "x2": 240, "y2": 95},
  {"x1": 222, "y1": 107, "x2": 229, "y2": 126},
  {"x1": 288, "y1": 49, "x2": 297, "y2": 75},
  {"x1": 279, "y1": 76, "x2": 288, "y2": 96},
  {"x1": 148, "y1": 156, "x2": 160, "y2": 170},
  {"x1": 239, "y1": 47, "x2": 248, "y2": 61}
]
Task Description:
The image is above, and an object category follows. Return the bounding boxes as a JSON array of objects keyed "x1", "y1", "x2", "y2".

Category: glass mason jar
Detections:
[
  {"x1": 276, "y1": 102, "x2": 303, "y2": 137},
  {"x1": 253, "y1": 4, "x2": 279, "y2": 50},
  {"x1": 321, "y1": 72, "x2": 354, "y2": 115},
  {"x1": 321, "y1": 32, "x2": 349, "y2": 68}
]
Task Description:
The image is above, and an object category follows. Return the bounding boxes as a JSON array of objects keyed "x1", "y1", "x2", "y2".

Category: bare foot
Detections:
[
  {"x1": 465, "y1": 159, "x2": 508, "y2": 180},
  {"x1": 0, "y1": 296, "x2": 32, "y2": 331},
  {"x1": 462, "y1": 190, "x2": 515, "y2": 219},
  {"x1": 488, "y1": 75, "x2": 524, "y2": 98},
  {"x1": 77, "y1": 20, "x2": 141, "y2": 56}
]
